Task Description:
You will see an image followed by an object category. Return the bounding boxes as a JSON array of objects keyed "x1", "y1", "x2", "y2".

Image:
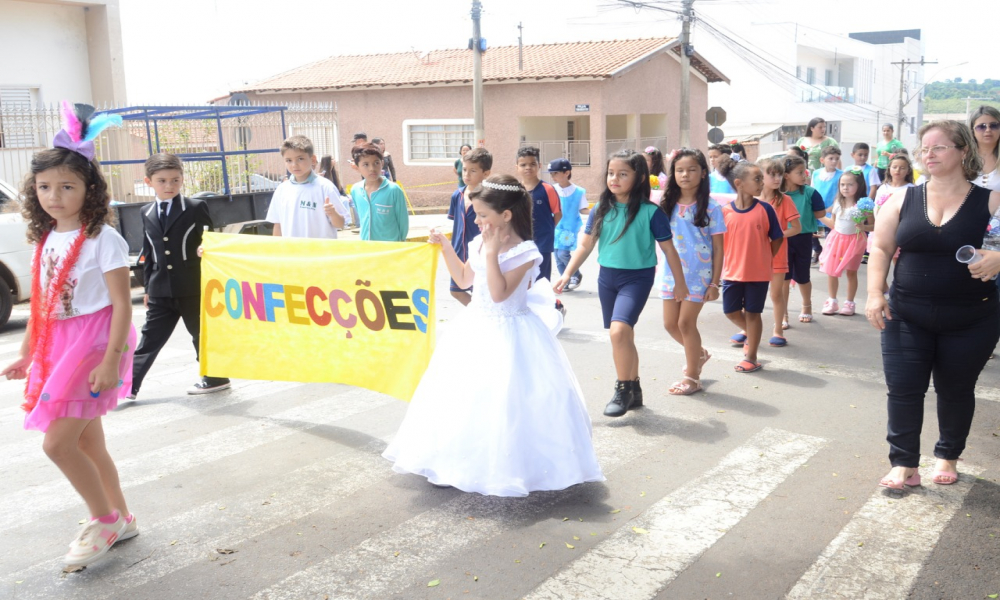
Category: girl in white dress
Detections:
[{"x1": 382, "y1": 175, "x2": 604, "y2": 497}]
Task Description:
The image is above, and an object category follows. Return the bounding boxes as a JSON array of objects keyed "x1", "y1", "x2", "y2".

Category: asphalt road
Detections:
[{"x1": 1, "y1": 258, "x2": 998, "y2": 600}]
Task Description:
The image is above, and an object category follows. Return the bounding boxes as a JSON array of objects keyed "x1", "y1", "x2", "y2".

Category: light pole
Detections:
[
  {"x1": 471, "y1": 0, "x2": 485, "y2": 148},
  {"x1": 678, "y1": 0, "x2": 694, "y2": 148}
]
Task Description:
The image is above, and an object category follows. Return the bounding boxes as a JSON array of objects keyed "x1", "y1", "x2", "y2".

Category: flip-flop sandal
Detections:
[
  {"x1": 782, "y1": 319, "x2": 790, "y2": 330},
  {"x1": 799, "y1": 312, "x2": 813, "y2": 323},
  {"x1": 730, "y1": 332, "x2": 747, "y2": 346},
  {"x1": 668, "y1": 376, "x2": 703, "y2": 396},
  {"x1": 734, "y1": 360, "x2": 762, "y2": 373},
  {"x1": 769, "y1": 336, "x2": 787, "y2": 347}
]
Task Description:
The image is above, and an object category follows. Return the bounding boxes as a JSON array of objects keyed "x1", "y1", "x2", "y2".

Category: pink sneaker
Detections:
[
  {"x1": 821, "y1": 298, "x2": 839, "y2": 315},
  {"x1": 64, "y1": 511, "x2": 127, "y2": 567},
  {"x1": 839, "y1": 301, "x2": 856, "y2": 316}
]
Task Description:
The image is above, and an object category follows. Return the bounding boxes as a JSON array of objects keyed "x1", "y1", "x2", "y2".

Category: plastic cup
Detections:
[{"x1": 956, "y1": 245, "x2": 983, "y2": 264}]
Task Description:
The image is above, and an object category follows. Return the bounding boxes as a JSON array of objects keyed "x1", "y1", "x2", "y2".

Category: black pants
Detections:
[
  {"x1": 882, "y1": 295, "x2": 1000, "y2": 467},
  {"x1": 131, "y1": 295, "x2": 228, "y2": 394}
]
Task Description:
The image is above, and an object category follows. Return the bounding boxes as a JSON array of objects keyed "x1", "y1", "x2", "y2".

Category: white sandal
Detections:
[{"x1": 668, "y1": 376, "x2": 703, "y2": 396}]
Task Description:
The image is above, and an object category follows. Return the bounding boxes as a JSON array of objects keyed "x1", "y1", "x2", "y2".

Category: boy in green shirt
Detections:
[{"x1": 349, "y1": 144, "x2": 409, "y2": 242}]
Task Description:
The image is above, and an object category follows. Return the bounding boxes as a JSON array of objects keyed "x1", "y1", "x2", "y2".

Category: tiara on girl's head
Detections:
[{"x1": 481, "y1": 180, "x2": 523, "y2": 192}]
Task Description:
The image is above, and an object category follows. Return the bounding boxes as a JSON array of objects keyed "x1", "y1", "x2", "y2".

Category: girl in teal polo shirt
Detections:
[{"x1": 555, "y1": 150, "x2": 687, "y2": 418}]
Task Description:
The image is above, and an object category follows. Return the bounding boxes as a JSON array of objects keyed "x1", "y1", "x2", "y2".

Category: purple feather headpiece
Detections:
[{"x1": 53, "y1": 101, "x2": 122, "y2": 161}]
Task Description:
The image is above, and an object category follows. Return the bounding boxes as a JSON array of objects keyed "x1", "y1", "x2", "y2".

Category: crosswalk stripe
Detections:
[
  {"x1": 0, "y1": 387, "x2": 395, "y2": 533},
  {"x1": 560, "y1": 329, "x2": 1000, "y2": 403},
  {"x1": 0, "y1": 380, "x2": 304, "y2": 476},
  {"x1": 252, "y1": 412, "x2": 715, "y2": 600},
  {"x1": 785, "y1": 459, "x2": 983, "y2": 600},
  {"x1": 8, "y1": 440, "x2": 395, "y2": 596},
  {"x1": 523, "y1": 428, "x2": 826, "y2": 600}
]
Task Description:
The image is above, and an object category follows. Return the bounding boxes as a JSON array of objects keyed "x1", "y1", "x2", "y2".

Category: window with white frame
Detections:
[
  {"x1": 0, "y1": 87, "x2": 41, "y2": 149},
  {"x1": 806, "y1": 68, "x2": 816, "y2": 85},
  {"x1": 403, "y1": 119, "x2": 474, "y2": 165},
  {"x1": 824, "y1": 69, "x2": 833, "y2": 86}
]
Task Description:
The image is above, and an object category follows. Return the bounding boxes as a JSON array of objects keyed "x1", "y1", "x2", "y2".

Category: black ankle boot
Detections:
[
  {"x1": 632, "y1": 378, "x2": 643, "y2": 408},
  {"x1": 603, "y1": 380, "x2": 634, "y2": 417}
]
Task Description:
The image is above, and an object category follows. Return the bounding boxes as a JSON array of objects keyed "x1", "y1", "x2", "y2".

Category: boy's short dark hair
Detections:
[
  {"x1": 516, "y1": 146, "x2": 539, "y2": 161},
  {"x1": 353, "y1": 143, "x2": 384, "y2": 165},
  {"x1": 463, "y1": 148, "x2": 493, "y2": 170},
  {"x1": 144, "y1": 153, "x2": 184, "y2": 178},
  {"x1": 708, "y1": 144, "x2": 732, "y2": 155},
  {"x1": 371, "y1": 137, "x2": 384, "y2": 145},
  {"x1": 852, "y1": 142, "x2": 870, "y2": 153},
  {"x1": 281, "y1": 135, "x2": 314, "y2": 156},
  {"x1": 821, "y1": 145, "x2": 842, "y2": 158},
  {"x1": 352, "y1": 132, "x2": 368, "y2": 142}
]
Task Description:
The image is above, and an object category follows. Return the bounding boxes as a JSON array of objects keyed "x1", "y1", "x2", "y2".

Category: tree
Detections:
[{"x1": 955, "y1": 77, "x2": 963, "y2": 83}]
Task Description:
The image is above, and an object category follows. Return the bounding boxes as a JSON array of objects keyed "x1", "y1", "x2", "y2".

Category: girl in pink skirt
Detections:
[
  {"x1": 818, "y1": 168, "x2": 873, "y2": 316},
  {"x1": 2, "y1": 102, "x2": 137, "y2": 568}
]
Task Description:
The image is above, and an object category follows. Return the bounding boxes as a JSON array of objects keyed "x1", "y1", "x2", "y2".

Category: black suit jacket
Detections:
[{"x1": 141, "y1": 195, "x2": 213, "y2": 298}]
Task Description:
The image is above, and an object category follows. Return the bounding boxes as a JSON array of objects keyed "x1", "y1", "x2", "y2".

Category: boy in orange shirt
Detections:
[{"x1": 717, "y1": 158, "x2": 784, "y2": 373}]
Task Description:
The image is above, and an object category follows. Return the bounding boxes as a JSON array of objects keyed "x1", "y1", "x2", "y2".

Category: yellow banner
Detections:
[{"x1": 199, "y1": 232, "x2": 437, "y2": 401}]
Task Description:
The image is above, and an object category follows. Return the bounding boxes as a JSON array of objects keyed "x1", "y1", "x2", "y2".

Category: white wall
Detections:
[
  {"x1": 0, "y1": 1, "x2": 93, "y2": 104},
  {"x1": 703, "y1": 22, "x2": 923, "y2": 150}
]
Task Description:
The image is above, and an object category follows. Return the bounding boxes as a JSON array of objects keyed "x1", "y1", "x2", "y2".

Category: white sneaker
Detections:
[
  {"x1": 64, "y1": 512, "x2": 127, "y2": 567},
  {"x1": 118, "y1": 514, "x2": 139, "y2": 542}
]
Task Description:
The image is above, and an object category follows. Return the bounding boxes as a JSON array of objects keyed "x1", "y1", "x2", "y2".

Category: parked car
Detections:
[{"x1": 0, "y1": 178, "x2": 31, "y2": 328}]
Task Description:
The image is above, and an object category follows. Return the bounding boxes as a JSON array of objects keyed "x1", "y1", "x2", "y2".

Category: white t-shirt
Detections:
[
  {"x1": 830, "y1": 202, "x2": 862, "y2": 236},
  {"x1": 40, "y1": 224, "x2": 129, "y2": 319},
  {"x1": 265, "y1": 177, "x2": 350, "y2": 239}
]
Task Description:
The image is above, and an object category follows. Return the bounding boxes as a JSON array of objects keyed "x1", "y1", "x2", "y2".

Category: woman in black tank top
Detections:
[{"x1": 866, "y1": 121, "x2": 1000, "y2": 491}]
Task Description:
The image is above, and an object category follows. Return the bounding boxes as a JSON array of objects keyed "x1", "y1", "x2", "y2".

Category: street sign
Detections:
[
  {"x1": 706, "y1": 106, "x2": 727, "y2": 127},
  {"x1": 708, "y1": 127, "x2": 724, "y2": 144},
  {"x1": 575, "y1": 104, "x2": 590, "y2": 112}
]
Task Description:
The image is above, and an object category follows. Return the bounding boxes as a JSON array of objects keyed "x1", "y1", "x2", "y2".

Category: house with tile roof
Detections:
[{"x1": 223, "y1": 37, "x2": 728, "y2": 206}]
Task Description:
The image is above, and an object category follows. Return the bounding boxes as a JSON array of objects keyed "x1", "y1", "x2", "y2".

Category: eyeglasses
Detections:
[
  {"x1": 974, "y1": 122, "x2": 1000, "y2": 132},
  {"x1": 918, "y1": 145, "x2": 959, "y2": 156}
]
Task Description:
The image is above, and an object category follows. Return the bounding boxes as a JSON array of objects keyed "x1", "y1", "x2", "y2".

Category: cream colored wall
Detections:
[
  {"x1": 0, "y1": 0, "x2": 125, "y2": 105},
  {"x1": 0, "y1": 0, "x2": 93, "y2": 102}
]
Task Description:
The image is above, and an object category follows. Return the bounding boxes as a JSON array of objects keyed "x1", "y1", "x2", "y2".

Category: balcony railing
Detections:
[{"x1": 801, "y1": 85, "x2": 856, "y2": 103}]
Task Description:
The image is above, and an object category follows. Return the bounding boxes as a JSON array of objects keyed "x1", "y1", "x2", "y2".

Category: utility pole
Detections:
[
  {"x1": 965, "y1": 96, "x2": 990, "y2": 121},
  {"x1": 518, "y1": 22, "x2": 523, "y2": 71},
  {"x1": 678, "y1": 0, "x2": 694, "y2": 148},
  {"x1": 892, "y1": 57, "x2": 936, "y2": 140},
  {"x1": 471, "y1": 0, "x2": 485, "y2": 148}
]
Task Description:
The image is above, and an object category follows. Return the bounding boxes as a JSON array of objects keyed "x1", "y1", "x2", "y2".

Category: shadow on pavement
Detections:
[{"x1": 602, "y1": 409, "x2": 729, "y2": 443}]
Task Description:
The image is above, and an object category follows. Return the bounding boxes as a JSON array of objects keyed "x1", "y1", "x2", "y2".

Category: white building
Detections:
[
  {"x1": 0, "y1": 0, "x2": 126, "y2": 186},
  {"x1": 705, "y1": 26, "x2": 924, "y2": 157},
  {"x1": 0, "y1": 0, "x2": 126, "y2": 109}
]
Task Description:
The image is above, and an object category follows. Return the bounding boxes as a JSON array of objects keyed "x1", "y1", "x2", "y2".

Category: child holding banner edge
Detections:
[{"x1": 383, "y1": 174, "x2": 603, "y2": 497}]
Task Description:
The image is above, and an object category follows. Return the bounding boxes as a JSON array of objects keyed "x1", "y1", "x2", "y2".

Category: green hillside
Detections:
[
  {"x1": 924, "y1": 79, "x2": 1000, "y2": 115},
  {"x1": 925, "y1": 98, "x2": 1000, "y2": 114}
]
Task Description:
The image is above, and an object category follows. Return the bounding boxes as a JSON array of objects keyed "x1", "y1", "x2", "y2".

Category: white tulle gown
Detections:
[{"x1": 382, "y1": 236, "x2": 604, "y2": 497}]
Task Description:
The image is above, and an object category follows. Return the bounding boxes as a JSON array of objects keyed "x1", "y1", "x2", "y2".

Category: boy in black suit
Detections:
[{"x1": 129, "y1": 153, "x2": 230, "y2": 398}]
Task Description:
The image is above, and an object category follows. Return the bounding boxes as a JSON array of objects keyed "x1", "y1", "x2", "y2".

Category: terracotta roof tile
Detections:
[{"x1": 234, "y1": 37, "x2": 726, "y2": 93}]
